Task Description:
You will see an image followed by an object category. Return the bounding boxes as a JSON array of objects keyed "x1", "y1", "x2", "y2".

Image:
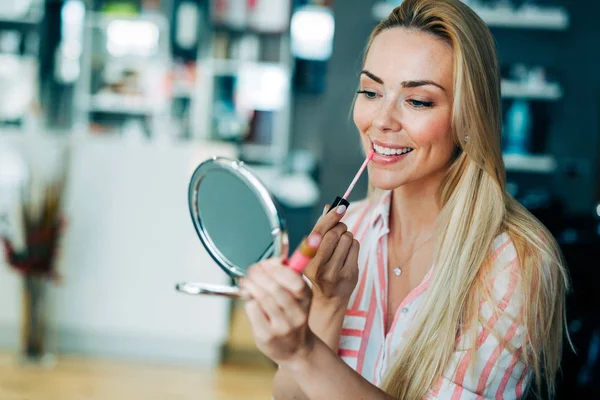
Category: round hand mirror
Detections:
[{"x1": 176, "y1": 157, "x2": 289, "y2": 298}]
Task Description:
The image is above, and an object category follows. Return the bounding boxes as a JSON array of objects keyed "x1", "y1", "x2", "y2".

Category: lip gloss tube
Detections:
[{"x1": 284, "y1": 234, "x2": 321, "y2": 273}]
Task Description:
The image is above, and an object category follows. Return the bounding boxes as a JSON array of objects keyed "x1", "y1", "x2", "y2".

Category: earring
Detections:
[{"x1": 464, "y1": 135, "x2": 469, "y2": 143}]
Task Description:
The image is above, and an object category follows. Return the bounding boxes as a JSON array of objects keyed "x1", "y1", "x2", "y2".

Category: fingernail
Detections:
[
  {"x1": 307, "y1": 233, "x2": 322, "y2": 248},
  {"x1": 336, "y1": 205, "x2": 347, "y2": 215},
  {"x1": 322, "y1": 205, "x2": 328, "y2": 216}
]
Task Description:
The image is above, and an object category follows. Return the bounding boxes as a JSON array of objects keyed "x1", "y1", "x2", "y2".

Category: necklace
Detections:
[{"x1": 390, "y1": 232, "x2": 434, "y2": 277}]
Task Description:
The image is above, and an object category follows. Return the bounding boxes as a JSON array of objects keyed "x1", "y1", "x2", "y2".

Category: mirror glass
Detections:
[
  {"x1": 183, "y1": 157, "x2": 288, "y2": 298},
  {"x1": 196, "y1": 169, "x2": 275, "y2": 275}
]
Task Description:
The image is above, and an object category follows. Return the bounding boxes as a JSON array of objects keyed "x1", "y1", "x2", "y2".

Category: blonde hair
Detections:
[{"x1": 363, "y1": 1, "x2": 570, "y2": 398}]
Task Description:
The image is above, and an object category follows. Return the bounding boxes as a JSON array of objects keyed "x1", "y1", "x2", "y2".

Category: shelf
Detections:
[
  {"x1": 213, "y1": 24, "x2": 289, "y2": 37},
  {"x1": 201, "y1": 59, "x2": 292, "y2": 78},
  {"x1": 503, "y1": 153, "x2": 556, "y2": 173},
  {"x1": 208, "y1": 59, "x2": 242, "y2": 76},
  {"x1": 84, "y1": 93, "x2": 166, "y2": 115},
  {"x1": 373, "y1": 3, "x2": 569, "y2": 30},
  {"x1": 475, "y1": 5, "x2": 568, "y2": 30},
  {"x1": 501, "y1": 80, "x2": 562, "y2": 101},
  {"x1": 0, "y1": 7, "x2": 44, "y2": 27},
  {"x1": 0, "y1": 15, "x2": 43, "y2": 26},
  {"x1": 191, "y1": 29, "x2": 293, "y2": 165},
  {"x1": 240, "y1": 143, "x2": 278, "y2": 164},
  {"x1": 90, "y1": 12, "x2": 168, "y2": 30},
  {"x1": 247, "y1": 165, "x2": 320, "y2": 208},
  {"x1": 172, "y1": 83, "x2": 194, "y2": 98}
]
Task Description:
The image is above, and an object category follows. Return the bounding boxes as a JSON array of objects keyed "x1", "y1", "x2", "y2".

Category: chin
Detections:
[
  {"x1": 368, "y1": 170, "x2": 406, "y2": 191},
  {"x1": 371, "y1": 181, "x2": 403, "y2": 191}
]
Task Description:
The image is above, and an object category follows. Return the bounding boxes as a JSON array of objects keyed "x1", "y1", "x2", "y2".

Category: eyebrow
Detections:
[{"x1": 360, "y1": 70, "x2": 446, "y2": 92}]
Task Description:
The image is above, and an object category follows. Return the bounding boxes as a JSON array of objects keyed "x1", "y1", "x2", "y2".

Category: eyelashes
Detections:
[
  {"x1": 356, "y1": 90, "x2": 435, "y2": 109},
  {"x1": 356, "y1": 90, "x2": 378, "y2": 100},
  {"x1": 407, "y1": 99, "x2": 434, "y2": 108}
]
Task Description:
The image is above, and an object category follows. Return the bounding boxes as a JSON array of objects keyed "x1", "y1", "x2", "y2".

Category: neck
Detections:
[{"x1": 389, "y1": 172, "x2": 443, "y2": 242}]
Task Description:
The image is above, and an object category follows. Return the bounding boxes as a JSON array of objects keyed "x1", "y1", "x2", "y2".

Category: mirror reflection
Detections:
[{"x1": 196, "y1": 168, "x2": 275, "y2": 275}]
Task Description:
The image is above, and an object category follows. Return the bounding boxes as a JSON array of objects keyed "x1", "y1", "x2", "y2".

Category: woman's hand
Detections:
[
  {"x1": 242, "y1": 260, "x2": 394, "y2": 400},
  {"x1": 240, "y1": 259, "x2": 316, "y2": 365},
  {"x1": 302, "y1": 205, "x2": 360, "y2": 304}
]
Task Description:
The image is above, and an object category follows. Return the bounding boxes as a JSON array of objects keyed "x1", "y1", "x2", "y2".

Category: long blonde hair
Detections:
[{"x1": 364, "y1": 1, "x2": 569, "y2": 398}]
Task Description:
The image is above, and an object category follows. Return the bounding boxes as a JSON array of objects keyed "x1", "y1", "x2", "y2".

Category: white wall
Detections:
[
  {"x1": 0, "y1": 263, "x2": 21, "y2": 350},
  {"x1": 0, "y1": 133, "x2": 238, "y2": 365}
]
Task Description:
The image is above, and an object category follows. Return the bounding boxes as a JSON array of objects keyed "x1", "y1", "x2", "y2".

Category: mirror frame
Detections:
[
  {"x1": 175, "y1": 282, "x2": 243, "y2": 298},
  {"x1": 188, "y1": 156, "x2": 289, "y2": 279}
]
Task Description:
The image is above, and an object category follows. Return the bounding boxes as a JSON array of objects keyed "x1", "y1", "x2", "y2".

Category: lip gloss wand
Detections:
[
  {"x1": 328, "y1": 148, "x2": 376, "y2": 213},
  {"x1": 285, "y1": 149, "x2": 375, "y2": 273}
]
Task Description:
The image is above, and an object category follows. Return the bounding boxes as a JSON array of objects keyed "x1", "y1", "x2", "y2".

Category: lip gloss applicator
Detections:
[
  {"x1": 328, "y1": 148, "x2": 376, "y2": 213},
  {"x1": 285, "y1": 149, "x2": 375, "y2": 273}
]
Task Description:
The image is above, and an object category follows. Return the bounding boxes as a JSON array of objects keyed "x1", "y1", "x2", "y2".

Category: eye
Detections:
[
  {"x1": 356, "y1": 90, "x2": 379, "y2": 100},
  {"x1": 407, "y1": 99, "x2": 434, "y2": 108}
]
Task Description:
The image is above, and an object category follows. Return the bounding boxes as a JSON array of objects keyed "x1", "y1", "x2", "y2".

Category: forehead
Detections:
[{"x1": 364, "y1": 28, "x2": 454, "y2": 87}]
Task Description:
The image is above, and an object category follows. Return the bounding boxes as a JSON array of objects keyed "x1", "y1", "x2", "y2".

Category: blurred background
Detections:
[{"x1": 0, "y1": 0, "x2": 597, "y2": 399}]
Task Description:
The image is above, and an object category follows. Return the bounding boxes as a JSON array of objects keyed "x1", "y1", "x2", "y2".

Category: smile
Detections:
[
  {"x1": 372, "y1": 143, "x2": 414, "y2": 156},
  {"x1": 369, "y1": 140, "x2": 415, "y2": 166}
]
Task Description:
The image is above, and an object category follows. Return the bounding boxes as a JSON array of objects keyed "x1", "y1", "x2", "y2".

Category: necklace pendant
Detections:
[{"x1": 393, "y1": 267, "x2": 402, "y2": 276}]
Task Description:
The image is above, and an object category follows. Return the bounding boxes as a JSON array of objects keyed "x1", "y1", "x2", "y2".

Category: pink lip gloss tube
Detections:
[{"x1": 284, "y1": 234, "x2": 321, "y2": 273}]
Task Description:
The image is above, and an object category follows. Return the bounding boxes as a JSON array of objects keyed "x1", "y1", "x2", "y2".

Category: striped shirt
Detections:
[{"x1": 338, "y1": 190, "x2": 531, "y2": 399}]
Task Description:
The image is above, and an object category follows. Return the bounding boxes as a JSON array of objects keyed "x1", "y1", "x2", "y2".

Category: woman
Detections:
[{"x1": 239, "y1": 0, "x2": 569, "y2": 398}]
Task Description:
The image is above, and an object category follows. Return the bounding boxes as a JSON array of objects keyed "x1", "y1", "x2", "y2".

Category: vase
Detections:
[{"x1": 20, "y1": 275, "x2": 56, "y2": 367}]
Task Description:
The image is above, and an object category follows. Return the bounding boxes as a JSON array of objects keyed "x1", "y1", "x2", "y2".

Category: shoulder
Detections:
[
  {"x1": 478, "y1": 232, "x2": 525, "y2": 336},
  {"x1": 429, "y1": 233, "x2": 532, "y2": 398},
  {"x1": 482, "y1": 229, "x2": 564, "y2": 327},
  {"x1": 482, "y1": 232, "x2": 521, "y2": 300},
  {"x1": 487, "y1": 232, "x2": 519, "y2": 276}
]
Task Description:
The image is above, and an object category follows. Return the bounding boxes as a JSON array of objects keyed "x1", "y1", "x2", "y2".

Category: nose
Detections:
[{"x1": 372, "y1": 99, "x2": 401, "y2": 133}]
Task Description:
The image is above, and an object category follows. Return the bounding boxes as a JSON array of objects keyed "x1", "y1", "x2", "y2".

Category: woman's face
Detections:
[{"x1": 354, "y1": 28, "x2": 455, "y2": 192}]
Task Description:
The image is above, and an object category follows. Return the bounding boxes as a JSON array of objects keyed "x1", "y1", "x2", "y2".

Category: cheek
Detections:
[
  {"x1": 353, "y1": 99, "x2": 372, "y2": 134},
  {"x1": 410, "y1": 114, "x2": 453, "y2": 154}
]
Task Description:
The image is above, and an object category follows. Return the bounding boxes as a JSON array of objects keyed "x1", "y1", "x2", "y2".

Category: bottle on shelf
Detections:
[
  {"x1": 504, "y1": 99, "x2": 532, "y2": 155},
  {"x1": 248, "y1": 0, "x2": 291, "y2": 33}
]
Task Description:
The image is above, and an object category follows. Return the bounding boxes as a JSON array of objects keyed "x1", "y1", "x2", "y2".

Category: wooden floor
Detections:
[{"x1": 0, "y1": 352, "x2": 276, "y2": 400}]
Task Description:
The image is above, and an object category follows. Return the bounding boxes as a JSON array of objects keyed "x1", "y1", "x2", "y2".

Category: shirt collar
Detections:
[{"x1": 369, "y1": 189, "x2": 392, "y2": 231}]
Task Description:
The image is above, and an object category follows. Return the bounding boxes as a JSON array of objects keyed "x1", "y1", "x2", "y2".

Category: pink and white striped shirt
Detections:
[{"x1": 338, "y1": 190, "x2": 531, "y2": 399}]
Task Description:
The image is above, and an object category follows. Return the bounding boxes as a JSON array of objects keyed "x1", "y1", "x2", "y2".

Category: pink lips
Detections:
[
  {"x1": 371, "y1": 152, "x2": 411, "y2": 165},
  {"x1": 370, "y1": 142, "x2": 413, "y2": 166},
  {"x1": 371, "y1": 139, "x2": 412, "y2": 150}
]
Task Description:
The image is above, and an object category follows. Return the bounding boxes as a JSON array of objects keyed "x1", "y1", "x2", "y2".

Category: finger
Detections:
[
  {"x1": 311, "y1": 222, "x2": 348, "y2": 266},
  {"x1": 265, "y1": 261, "x2": 312, "y2": 326},
  {"x1": 244, "y1": 266, "x2": 294, "y2": 333},
  {"x1": 309, "y1": 202, "x2": 348, "y2": 240},
  {"x1": 326, "y1": 231, "x2": 354, "y2": 272},
  {"x1": 244, "y1": 299, "x2": 271, "y2": 340},
  {"x1": 264, "y1": 264, "x2": 312, "y2": 326},
  {"x1": 321, "y1": 204, "x2": 330, "y2": 218},
  {"x1": 342, "y1": 239, "x2": 360, "y2": 274},
  {"x1": 264, "y1": 259, "x2": 310, "y2": 300},
  {"x1": 252, "y1": 261, "x2": 304, "y2": 320}
]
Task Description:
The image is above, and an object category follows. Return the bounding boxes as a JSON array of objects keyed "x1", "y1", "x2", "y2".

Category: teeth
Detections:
[{"x1": 373, "y1": 143, "x2": 413, "y2": 156}]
